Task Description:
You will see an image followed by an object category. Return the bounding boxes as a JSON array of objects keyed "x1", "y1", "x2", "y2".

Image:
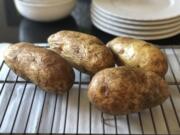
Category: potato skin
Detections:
[
  {"x1": 88, "y1": 66, "x2": 170, "y2": 115},
  {"x1": 4, "y1": 42, "x2": 75, "y2": 94},
  {"x1": 107, "y1": 37, "x2": 168, "y2": 77},
  {"x1": 48, "y1": 30, "x2": 115, "y2": 75}
]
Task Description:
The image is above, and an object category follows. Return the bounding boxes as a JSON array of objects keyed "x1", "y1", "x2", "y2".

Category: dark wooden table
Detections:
[{"x1": 0, "y1": 0, "x2": 180, "y2": 45}]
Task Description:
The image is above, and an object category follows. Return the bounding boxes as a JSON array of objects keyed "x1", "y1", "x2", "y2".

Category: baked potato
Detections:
[
  {"x1": 88, "y1": 66, "x2": 170, "y2": 115},
  {"x1": 107, "y1": 37, "x2": 168, "y2": 77},
  {"x1": 48, "y1": 30, "x2": 115, "y2": 75},
  {"x1": 4, "y1": 42, "x2": 75, "y2": 94}
]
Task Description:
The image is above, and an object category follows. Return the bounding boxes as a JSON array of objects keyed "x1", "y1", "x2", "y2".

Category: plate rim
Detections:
[
  {"x1": 91, "y1": 14, "x2": 180, "y2": 35},
  {"x1": 91, "y1": 9, "x2": 180, "y2": 30},
  {"x1": 93, "y1": 0, "x2": 180, "y2": 21},
  {"x1": 91, "y1": 18, "x2": 180, "y2": 40},
  {"x1": 91, "y1": 5, "x2": 180, "y2": 26}
]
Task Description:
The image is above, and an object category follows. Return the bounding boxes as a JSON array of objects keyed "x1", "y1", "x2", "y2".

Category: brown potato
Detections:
[
  {"x1": 4, "y1": 42, "x2": 75, "y2": 94},
  {"x1": 88, "y1": 66, "x2": 170, "y2": 115},
  {"x1": 107, "y1": 37, "x2": 168, "y2": 77},
  {"x1": 48, "y1": 30, "x2": 115, "y2": 75}
]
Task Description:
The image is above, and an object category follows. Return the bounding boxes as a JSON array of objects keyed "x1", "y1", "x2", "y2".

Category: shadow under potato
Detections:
[{"x1": 19, "y1": 16, "x2": 78, "y2": 43}]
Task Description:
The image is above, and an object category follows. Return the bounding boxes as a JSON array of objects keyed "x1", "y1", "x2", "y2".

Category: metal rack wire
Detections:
[{"x1": 0, "y1": 44, "x2": 180, "y2": 134}]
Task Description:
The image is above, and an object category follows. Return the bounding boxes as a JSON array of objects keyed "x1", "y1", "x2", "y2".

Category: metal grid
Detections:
[{"x1": 0, "y1": 44, "x2": 180, "y2": 134}]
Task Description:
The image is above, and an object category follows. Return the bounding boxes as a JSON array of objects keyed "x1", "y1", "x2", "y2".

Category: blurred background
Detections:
[{"x1": 0, "y1": 0, "x2": 180, "y2": 45}]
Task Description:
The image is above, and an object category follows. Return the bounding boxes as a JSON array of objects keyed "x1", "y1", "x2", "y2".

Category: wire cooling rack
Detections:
[{"x1": 0, "y1": 43, "x2": 180, "y2": 134}]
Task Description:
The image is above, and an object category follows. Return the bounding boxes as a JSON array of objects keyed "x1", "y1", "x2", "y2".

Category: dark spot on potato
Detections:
[
  {"x1": 74, "y1": 48, "x2": 80, "y2": 54},
  {"x1": 128, "y1": 102, "x2": 135, "y2": 111},
  {"x1": 57, "y1": 47, "x2": 63, "y2": 53},
  {"x1": 118, "y1": 49, "x2": 124, "y2": 54},
  {"x1": 100, "y1": 83, "x2": 109, "y2": 97},
  {"x1": 71, "y1": 45, "x2": 80, "y2": 54}
]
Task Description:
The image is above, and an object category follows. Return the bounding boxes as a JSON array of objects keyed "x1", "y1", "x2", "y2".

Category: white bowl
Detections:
[
  {"x1": 19, "y1": 0, "x2": 74, "y2": 5},
  {"x1": 14, "y1": 0, "x2": 76, "y2": 22}
]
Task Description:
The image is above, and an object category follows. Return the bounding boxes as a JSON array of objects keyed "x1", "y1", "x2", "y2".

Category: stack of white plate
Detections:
[{"x1": 91, "y1": 0, "x2": 180, "y2": 40}]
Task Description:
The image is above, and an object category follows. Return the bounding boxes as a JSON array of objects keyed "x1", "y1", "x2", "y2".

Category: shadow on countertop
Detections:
[{"x1": 0, "y1": 0, "x2": 180, "y2": 45}]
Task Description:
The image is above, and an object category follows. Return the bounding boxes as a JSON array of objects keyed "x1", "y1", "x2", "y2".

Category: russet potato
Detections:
[
  {"x1": 48, "y1": 30, "x2": 115, "y2": 75},
  {"x1": 4, "y1": 42, "x2": 75, "y2": 94},
  {"x1": 107, "y1": 37, "x2": 168, "y2": 77},
  {"x1": 88, "y1": 66, "x2": 170, "y2": 115}
]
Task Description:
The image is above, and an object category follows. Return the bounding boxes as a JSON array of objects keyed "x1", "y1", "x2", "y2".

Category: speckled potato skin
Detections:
[
  {"x1": 48, "y1": 30, "x2": 115, "y2": 75},
  {"x1": 107, "y1": 37, "x2": 168, "y2": 77},
  {"x1": 88, "y1": 67, "x2": 170, "y2": 115},
  {"x1": 4, "y1": 42, "x2": 75, "y2": 94}
]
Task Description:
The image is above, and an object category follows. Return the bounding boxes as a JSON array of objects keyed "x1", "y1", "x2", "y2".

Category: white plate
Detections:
[
  {"x1": 91, "y1": 18, "x2": 180, "y2": 40},
  {"x1": 91, "y1": 4, "x2": 180, "y2": 25},
  {"x1": 91, "y1": 14, "x2": 180, "y2": 36},
  {"x1": 91, "y1": 9, "x2": 180, "y2": 30},
  {"x1": 93, "y1": 0, "x2": 180, "y2": 21}
]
